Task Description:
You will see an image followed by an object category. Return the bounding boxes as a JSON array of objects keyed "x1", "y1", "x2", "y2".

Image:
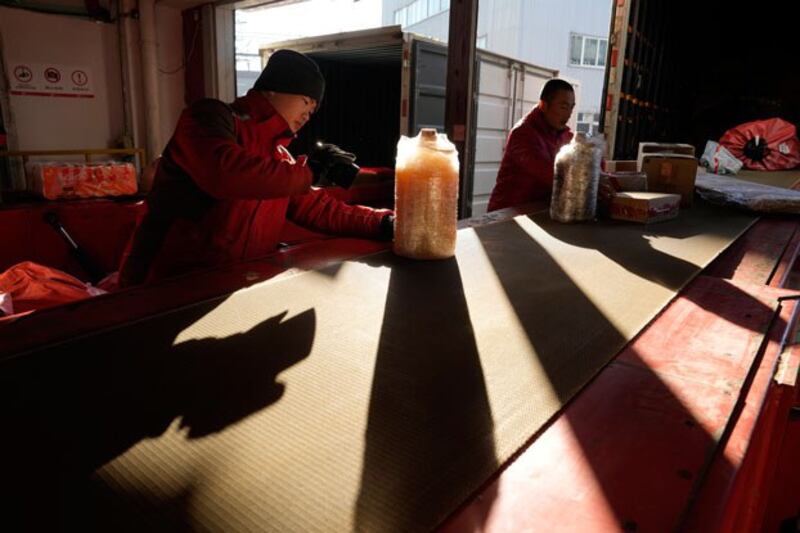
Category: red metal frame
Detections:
[
  {"x1": 0, "y1": 238, "x2": 388, "y2": 357},
  {"x1": 761, "y1": 364, "x2": 800, "y2": 532},
  {"x1": 440, "y1": 217, "x2": 800, "y2": 532}
]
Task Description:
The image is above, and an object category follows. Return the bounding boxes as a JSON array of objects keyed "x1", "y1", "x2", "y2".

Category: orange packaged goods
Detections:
[
  {"x1": 394, "y1": 128, "x2": 459, "y2": 260},
  {"x1": 27, "y1": 161, "x2": 137, "y2": 200},
  {"x1": 610, "y1": 191, "x2": 680, "y2": 224}
]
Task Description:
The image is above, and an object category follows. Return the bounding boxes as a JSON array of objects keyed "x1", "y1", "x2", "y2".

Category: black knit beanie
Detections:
[{"x1": 253, "y1": 49, "x2": 325, "y2": 103}]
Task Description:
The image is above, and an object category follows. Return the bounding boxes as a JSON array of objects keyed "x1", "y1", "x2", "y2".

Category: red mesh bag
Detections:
[{"x1": 719, "y1": 118, "x2": 800, "y2": 171}]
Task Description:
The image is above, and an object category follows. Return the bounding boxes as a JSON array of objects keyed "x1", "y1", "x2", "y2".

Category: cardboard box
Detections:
[
  {"x1": 603, "y1": 160, "x2": 638, "y2": 173},
  {"x1": 600, "y1": 171, "x2": 648, "y2": 192},
  {"x1": 640, "y1": 154, "x2": 698, "y2": 207},
  {"x1": 636, "y1": 142, "x2": 695, "y2": 170},
  {"x1": 610, "y1": 191, "x2": 681, "y2": 223}
]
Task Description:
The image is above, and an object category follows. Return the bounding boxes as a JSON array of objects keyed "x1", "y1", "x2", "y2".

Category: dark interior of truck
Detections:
[
  {"x1": 290, "y1": 53, "x2": 402, "y2": 168},
  {"x1": 610, "y1": 0, "x2": 799, "y2": 159}
]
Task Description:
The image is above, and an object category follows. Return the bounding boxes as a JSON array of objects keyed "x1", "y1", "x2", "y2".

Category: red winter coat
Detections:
[
  {"x1": 119, "y1": 90, "x2": 390, "y2": 286},
  {"x1": 488, "y1": 106, "x2": 573, "y2": 212}
]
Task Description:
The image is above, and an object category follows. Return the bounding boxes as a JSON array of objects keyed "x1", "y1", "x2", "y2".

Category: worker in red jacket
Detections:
[
  {"x1": 120, "y1": 49, "x2": 393, "y2": 287},
  {"x1": 488, "y1": 79, "x2": 575, "y2": 212}
]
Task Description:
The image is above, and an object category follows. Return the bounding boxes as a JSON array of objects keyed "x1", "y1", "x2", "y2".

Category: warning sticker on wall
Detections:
[{"x1": 10, "y1": 63, "x2": 95, "y2": 98}]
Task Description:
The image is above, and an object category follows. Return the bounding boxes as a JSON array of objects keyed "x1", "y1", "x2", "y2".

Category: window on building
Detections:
[
  {"x1": 476, "y1": 34, "x2": 487, "y2": 49},
  {"x1": 569, "y1": 33, "x2": 608, "y2": 68},
  {"x1": 598, "y1": 39, "x2": 608, "y2": 67},
  {"x1": 415, "y1": 0, "x2": 427, "y2": 21},
  {"x1": 569, "y1": 34, "x2": 582, "y2": 64},
  {"x1": 583, "y1": 38, "x2": 598, "y2": 66}
]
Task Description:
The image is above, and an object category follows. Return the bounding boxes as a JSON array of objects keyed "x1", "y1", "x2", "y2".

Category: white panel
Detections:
[
  {"x1": 471, "y1": 197, "x2": 489, "y2": 216},
  {"x1": 478, "y1": 61, "x2": 510, "y2": 97},
  {"x1": 476, "y1": 95, "x2": 509, "y2": 130},
  {"x1": 514, "y1": 70, "x2": 529, "y2": 124},
  {"x1": 472, "y1": 165, "x2": 502, "y2": 195},
  {"x1": 471, "y1": 161, "x2": 501, "y2": 216},
  {"x1": 473, "y1": 132, "x2": 505, "y2": 163},
  {"x1": 523, "y1": 72, "x2": 548, "y2": 102}
]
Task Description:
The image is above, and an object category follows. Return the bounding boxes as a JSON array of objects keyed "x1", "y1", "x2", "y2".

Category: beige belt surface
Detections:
[
  {"x1": 735, "y1": 168, "x2": 800, "y2": 189},
  {"x1": 10, "y1": 204, "x2": 756, "y2": 532}
]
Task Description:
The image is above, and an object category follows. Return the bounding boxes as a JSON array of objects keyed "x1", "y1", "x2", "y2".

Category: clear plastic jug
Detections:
[
  {"x1": 394, "y1": 128, "x2": 459, "y2": 259},
  {"x1": 550, "y1": 133, "x2": 605, "y2": 223}
]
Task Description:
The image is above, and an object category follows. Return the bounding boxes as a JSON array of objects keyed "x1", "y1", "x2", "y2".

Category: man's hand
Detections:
[{"x1": 307, "y1": 142, "x2": 360, "y2": 189}]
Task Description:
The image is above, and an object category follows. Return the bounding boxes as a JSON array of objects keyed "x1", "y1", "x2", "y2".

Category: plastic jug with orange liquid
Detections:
[{"x1": 394, "y1": 128, "x2": 459, "y2": 259}]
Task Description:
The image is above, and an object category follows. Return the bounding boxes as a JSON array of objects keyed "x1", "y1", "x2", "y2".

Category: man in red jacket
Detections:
[
  {"x1": 487, "y1": 79, "x2": 575, "y2": 212},
  {"x1": 120, "y1": 50, "x2": 393, "y2": 287}
]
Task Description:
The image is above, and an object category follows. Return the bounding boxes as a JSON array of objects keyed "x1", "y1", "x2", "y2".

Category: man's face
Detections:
[
  {"x1": 540, "y1": 89, "x2": 575, "y2": 131},
  {"x1": 265, "y1": 92, "x2": 318, "y2": 133}
]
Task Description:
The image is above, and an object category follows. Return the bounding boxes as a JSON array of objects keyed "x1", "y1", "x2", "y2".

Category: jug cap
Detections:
[{"x1": 420, "y1": 128, "x2": 438, "y2": 140}]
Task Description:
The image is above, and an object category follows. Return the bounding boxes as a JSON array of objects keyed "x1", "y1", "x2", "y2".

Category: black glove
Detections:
[
  {"x1": 307, "y1": 142, "x2": 360, "y2": 188},
  {"x1": 325, "y1": 160, "x2": 360, "y2": 189},
  {"x1": 378, "y1": 214, "x2": 395, "y2": 242}
]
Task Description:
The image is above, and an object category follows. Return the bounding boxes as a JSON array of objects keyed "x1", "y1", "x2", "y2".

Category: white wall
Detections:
[
  {"x1": 0, "y1": 5, "x2": 185, "y2": 165},
  {"x1": 155, "y1": 5, "x2": 185, "y2": 149},
  {"x1": 520, "y1": 0, "x2": 610, "y2": 114},
  {"x1": 398, "y1": 11, "x2": 449, "y2": 43},
  {"x1": 0, "y1": 6, "x2": 125, "y2": 153},
  {"x1": 476, "y1": 0, "x2": 521, "y2": 58}
]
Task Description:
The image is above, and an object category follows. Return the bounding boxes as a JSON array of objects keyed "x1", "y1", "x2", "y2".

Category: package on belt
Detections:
[
  {"x1": 699, "y1": 140, "x2": 743, "y2": 175},
  {"x1": 602, "y1": 160, "x2": 638, "y2": 173},
  {"x1": 26, "y1": 161, "x2": 138, "y2": 200},
  {"x1": 598, "y1": 161, "x2": 647, "y2": 217},
  {"x1": 610, "y1": 191, "x2": 681, "y2": 223},
  {"x1": 636, "y1": 142, "x2": 695, "y2": 170},
  {"x1": 640, "y1": 153, "x2": 698, "y2": 207},
  {"x1": 600, "y1": 170, "x2": 648, "y2": 193}
]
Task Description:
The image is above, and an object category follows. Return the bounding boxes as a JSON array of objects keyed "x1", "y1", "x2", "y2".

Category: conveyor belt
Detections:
[{"x1": 0, "y1": 203, "x2": 756, "y2": 532}]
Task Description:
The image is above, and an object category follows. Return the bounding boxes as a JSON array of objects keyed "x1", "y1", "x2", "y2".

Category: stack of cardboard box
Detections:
[{"x1": 602, "y1": 142, "x2": 698, "y2": 223}]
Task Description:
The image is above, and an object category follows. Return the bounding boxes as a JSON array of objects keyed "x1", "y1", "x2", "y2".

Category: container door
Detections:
[
  {"x1": 409, "y1": 40, "x2": 447, "y2": 135},
  {"x1": 471, "y1": 55, "x2": 514, "y2": 216},
  {"x1": 602, "y1": 0, "x2": 678, "y2": 159},
  {"x1": 471, "y1": 56, "x2": 554, "y2": 216}
]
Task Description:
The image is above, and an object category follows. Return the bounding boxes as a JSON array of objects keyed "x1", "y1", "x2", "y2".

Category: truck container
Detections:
[{"x1": 259, "y1": 26, "x2": 577, "y2": 216}]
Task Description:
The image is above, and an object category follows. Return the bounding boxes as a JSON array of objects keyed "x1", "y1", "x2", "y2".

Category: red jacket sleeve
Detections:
[
  {"x1": 168, "y1": 99, "x2": 312, "y2": 200},
  {"x1": 287, "y1": 188, "x2": 392, "y2": 238}
]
